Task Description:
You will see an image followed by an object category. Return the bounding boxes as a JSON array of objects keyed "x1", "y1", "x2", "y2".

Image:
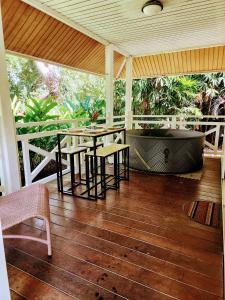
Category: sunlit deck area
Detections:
[
  {"x1": 5, "y1": 158, "x2": 223, "y2": 300},
  {"x1": 1, "y1": 0, "x2": 225, "y2": 299}
]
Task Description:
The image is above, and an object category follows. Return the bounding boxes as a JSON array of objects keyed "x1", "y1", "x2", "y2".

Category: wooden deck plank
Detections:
[
  {"x1": 4, "y1": 158, "x2": 223, "y2": 299},
  {"x1": 8, "y1": 264, "x2": 74, "y2": 299},
  {"x1": 10, "y1": 290, "x2": 26, "y2": 300},
  {"x1": 47, "y1": 198, "x2": 222, "y2": 250},
  {"x1": 5, "y1": 247, "x2": 126, "y2": 300},
  {"x1": 5, "y1": 238, "x2": 177, "y2": 300},
  {"x1": 23, "y1": 216, "x2": 222, "y2": 279},
  {"x1": 6, "y1": 223, "x2": 223, "y2": 298},
  {"x1": 48, "y1": 198, "x2": 222, "y2": 244}
]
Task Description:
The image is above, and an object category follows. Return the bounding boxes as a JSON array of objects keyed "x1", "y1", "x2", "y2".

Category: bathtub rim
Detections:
[{"x1": 126, "y1": 129, "x2": 205, "y2": 140}]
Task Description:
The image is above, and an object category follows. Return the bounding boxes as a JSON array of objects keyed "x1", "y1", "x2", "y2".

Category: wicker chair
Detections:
[{"x1": 0, "y1": 184, "x2": 52, "y2": 256}]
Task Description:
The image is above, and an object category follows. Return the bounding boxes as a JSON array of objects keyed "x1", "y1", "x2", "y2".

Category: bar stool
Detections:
[
  {"x1": 78, "y1": 141, "x2": 104, "y2": 177},
  {"x1": 55, "y1": 146, "x2": 87, "y2": 195},
  {"x1": 85, "y1": 144, "x2": 130, "y2": 199}
]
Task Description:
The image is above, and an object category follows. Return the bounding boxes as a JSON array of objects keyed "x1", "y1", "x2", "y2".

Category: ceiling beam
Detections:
[
  {"x1": 6, "y1": 50, "x2": 105, "y2": 77},
  {"x1": 116, "y1": 57, "x2": 126, "y2": 79},
  {"x1": 112, "y1": 45, "x2": 129, "y2": 57}
]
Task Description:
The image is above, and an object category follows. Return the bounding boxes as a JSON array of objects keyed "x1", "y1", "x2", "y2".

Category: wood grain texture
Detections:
[
  {"x1": 4, "y1": 158, "x2": 223, "y2": 299},
  {"x1": 1, "y1": 0, "x2": 125, "y2": 76},
  {"x1": 120, "y1": 46, "x2": 225, "y2": 78}
]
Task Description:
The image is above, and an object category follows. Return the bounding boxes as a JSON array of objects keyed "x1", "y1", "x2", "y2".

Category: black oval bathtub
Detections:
[{"x1": 126, "y1": 129, "x2": 205, "y2": 173}]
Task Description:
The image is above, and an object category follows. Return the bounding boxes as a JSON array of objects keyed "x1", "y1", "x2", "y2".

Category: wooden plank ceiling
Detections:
[
  {"x1": 35, "y1": 0, "x2": 225, "y2": 56},
  {"x1": 1, "y1": 0, "x2": 124, "y2": 76},
  {"x1": 120, "y1": 46, "x2": 225, "y2": 78},
  {"x1": 1, "y1": 0, "x2": 225, "y2": 78}
]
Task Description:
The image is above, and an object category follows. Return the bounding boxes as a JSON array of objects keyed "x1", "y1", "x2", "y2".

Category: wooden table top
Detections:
[{"x1": 58, "y1": 127, "x2": 125, "y2": 138}]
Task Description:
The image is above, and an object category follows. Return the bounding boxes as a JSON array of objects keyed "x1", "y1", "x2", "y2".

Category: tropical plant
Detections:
[{"x1": 16, "y1": 97, "x2": 60, "y2": 135}]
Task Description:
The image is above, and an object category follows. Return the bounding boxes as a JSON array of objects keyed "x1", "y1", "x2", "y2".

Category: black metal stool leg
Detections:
[
  {"x1": 56, "y1": 152, "x2": 60, "y2": 192},
  {"x1": 70, "y1": 154, "x2": 75, "y2": 195},
  {"x1": 78, "y1": 152, "x2": 81, "y2": 182},
  {"x1": 85, "y1": 155, "x2": 90, "y2": 198},
  {"x1": 127, "y1": 148, "x2": 130, "y2": 180},
  {"x1": 114, "y1": 152, "x2": 118, "y2": 189},
  {"x1": 117, "y1": 151, "x2": 120, "y2": 189},
  {"x1": 100, "y1": 157, "x2": 106, "y2": 199},
  {"x1": 123, "y1": 148, "x2": 126, "y2": 179},
  {"x1": 102, "y1": 157, "x2": 106, "y2": 198}
]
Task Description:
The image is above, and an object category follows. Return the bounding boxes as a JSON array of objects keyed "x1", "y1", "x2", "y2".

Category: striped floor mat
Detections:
[{"x1": 183, "y1": 201, "x2": 221, "y2": 227}]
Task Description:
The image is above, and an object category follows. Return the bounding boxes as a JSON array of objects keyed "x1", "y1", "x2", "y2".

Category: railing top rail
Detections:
[
  {"x1": 15, "y1": 117, "x2": 106, "y2": 128},
  {"x1": 17, "y1": 130, "x2": 61, "y2": 141},
  {"x1": 113, "y1": 115, "x2": 125, "y2": 119},
  {"x1": 133, "y1": 120, "x2": 225, "y2": 126},
  {"x1": 16, "y1": 118, "x2": 78, "y2": 128},
  {"x1": 132, "y1": 115, "x2": 225, "y2": 118}
]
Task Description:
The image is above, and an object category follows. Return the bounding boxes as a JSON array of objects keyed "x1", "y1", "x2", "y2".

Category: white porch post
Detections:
[
  {"x1": 125, "y1": 56, "x2": 133, "y2": 129},
  {"x1": 0, "y1": 221, "x2": 10, "y2": 300},
  {"x1": 105, "y1": 44, "x2": 114, "y2": 127},
  {"x1": 0, "y1": 5, "x2": 21, "y2": 193}
]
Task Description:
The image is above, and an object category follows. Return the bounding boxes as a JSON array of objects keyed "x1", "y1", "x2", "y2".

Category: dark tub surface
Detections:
[
  {"x1": 127, "y1": 129, "x2": 205, "y2": 139},
  {"x1": 127, "y1": 129, "x2": 205, "y2": 174}
]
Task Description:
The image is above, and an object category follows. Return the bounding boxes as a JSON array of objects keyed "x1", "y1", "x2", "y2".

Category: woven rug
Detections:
[{"x1": 183, "y1": 201, "x2": 221, "y2": 227}]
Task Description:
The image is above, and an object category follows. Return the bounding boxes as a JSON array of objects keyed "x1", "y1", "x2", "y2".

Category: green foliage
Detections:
[
  {"x1": 6, "y1": 53, "x2": 225, "y2": 182},
  {"x1": 16, "y1": 97, "x2": 60, "y2": 134},
  {"x1": 22, "y1": 97, "x2": 58, "y2": 122},
  {"x1": 116, "y1": 73, "x2": 225, "y2": 117},
  {"x1": 114, "y1": 80, "x2": 125, "y2": 116},
  {"x1": 131, "y1": 76, "x2": 200, "y2": 115},
  {"x1": 6, "y1": 55, "x2": 41, "y2": 100},
  {"x1": 15, "y1": 97, "x2": 69, "y2": 156}
]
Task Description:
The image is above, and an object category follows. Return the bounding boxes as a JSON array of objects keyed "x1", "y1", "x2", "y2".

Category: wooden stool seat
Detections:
[
  {"x1": 55, "y1": 146, "x2": 87, "y2": 195},
  {"x1": 78, "y1": 141, "x2": 103, "y2": 148},
  {"x1": 85, "y1": 144, "x2": 130, "y2": 199},
  {"x1": 86, "y1": 143, "x2": 130, "y2": 158},
  {"x1": 55, "y1": 146, "x2": 87, "y2": 155}
]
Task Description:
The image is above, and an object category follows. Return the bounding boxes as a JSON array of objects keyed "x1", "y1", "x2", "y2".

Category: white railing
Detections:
[
  {"x1": 16, "y1": 116, "x2": 126, "y2": 186},
  {"x1": 132, "y1": 115, "x2": 225, "y2": 157},
  {"x1": 16, "y1": 114, "x2": 225, "y2": 186},
  {"x1": 17, "y1": 118, "x2": 87, "y2": 186}
]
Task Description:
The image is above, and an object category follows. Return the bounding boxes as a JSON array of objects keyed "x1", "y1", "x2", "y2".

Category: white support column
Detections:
[
  {"x1": 21, "y1": 141, "x2": 32, "y2": 186},
  {"x1": 105, "y1": 44, "x2": 114, "y2": 127},
  {"x1": 125, "y1": 56, "x2": 133, "y2": 129},
  {"x1": 0, "y1": 5, "x2": 21, "y2": 193},
  {"x1": 0, "y1": 221, "x2": 10, "y2": 300}
]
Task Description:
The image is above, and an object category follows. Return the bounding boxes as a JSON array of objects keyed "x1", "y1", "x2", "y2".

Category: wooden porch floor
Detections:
[{"x1": 5, "y1": 158, "x2": 223, "y2": 300}]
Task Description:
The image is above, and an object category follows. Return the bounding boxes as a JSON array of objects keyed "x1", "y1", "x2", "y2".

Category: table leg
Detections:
[
  {"x1": 57, "y1": 134, "x2": 63, "y2": 193},
  {"x1": 56, "y1": 152, "x2": 61, "y2": 192},
  {"x1": 70, "y1": 154, "x2": 75, "y2": 195}
]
